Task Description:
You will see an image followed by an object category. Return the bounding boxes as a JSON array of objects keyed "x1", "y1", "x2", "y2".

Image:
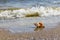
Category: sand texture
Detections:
[{"x1": 0, "y1": 24, "x2": 60, "y2": 40}]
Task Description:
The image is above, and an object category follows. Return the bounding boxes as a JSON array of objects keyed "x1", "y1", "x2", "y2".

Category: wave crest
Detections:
[{"x1": 0, "y1": 6, "x2": 60, "y2": 19}]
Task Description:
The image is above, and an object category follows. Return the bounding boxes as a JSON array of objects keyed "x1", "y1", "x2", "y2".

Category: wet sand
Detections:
[{"x1": 0, "y1": 23, "x2": 60, "y2": 40}]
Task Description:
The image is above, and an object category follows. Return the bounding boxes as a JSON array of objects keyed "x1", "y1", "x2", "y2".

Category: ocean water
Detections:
[
  {"x1": 0, "y1": 16, "x2": 60, "y2": 33},
  {"x1": 0, "y1": 0, "x2": 60, "y2": 7},
  {"x1": 0, "y1": 0, "x2": 60, "y2": 33}
]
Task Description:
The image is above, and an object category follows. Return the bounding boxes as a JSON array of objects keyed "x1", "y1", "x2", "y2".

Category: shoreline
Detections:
[{"x1": 0, "y1": 23, "x2": 60, "y2": 40}]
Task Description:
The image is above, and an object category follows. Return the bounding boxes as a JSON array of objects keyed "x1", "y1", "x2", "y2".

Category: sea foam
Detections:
[{"x1": 0, "y1": 6, "x2": 60, "y2": 18}]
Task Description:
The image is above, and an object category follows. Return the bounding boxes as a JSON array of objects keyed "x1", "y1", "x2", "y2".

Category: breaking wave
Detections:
[{"x1": 0, "y1": 6, "x2": 60, "y2": 19}]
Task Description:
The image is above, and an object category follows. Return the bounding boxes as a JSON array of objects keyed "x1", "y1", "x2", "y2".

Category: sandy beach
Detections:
[
  {"x1": 0, "y1": 0, "x2": 60, "y2": 40},
  {"x1": 0, "y1": 23, "x2": 60, "y2": 40}
]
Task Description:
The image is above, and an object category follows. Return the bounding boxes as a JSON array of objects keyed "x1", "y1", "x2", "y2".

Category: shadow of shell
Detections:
[{"x1": 34, "y1": 27, "x2": 44, "y2": 31}]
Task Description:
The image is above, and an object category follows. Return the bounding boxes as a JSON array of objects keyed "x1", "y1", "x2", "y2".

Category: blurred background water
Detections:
[
  {"x1": 0, "y1": 0, "x2": 60, "y2": 8},
  {"x1": 0, "y1": 16, "x2": 60, "y2": 33}
]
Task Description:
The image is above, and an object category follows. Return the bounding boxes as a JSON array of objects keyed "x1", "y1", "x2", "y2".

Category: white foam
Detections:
[{"x1": 0, "y1": 6, "x2": 60, "y2": 18}]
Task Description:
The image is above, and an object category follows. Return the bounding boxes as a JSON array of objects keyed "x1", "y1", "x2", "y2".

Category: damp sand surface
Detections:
[{"x1": 0, "y1": 24, "x2": 60, "y2": 40}]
